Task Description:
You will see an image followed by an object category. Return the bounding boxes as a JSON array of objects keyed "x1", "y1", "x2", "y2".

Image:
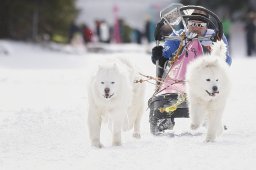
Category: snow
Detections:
[{"x1": 0, "y1": 39, "x2": 256, "y2": 170}]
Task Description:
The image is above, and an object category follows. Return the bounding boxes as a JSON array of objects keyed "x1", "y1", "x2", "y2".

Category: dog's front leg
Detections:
[
  {"x1": 129, "y1": 104, "x2": 143, "y2": 139},
  {"x1": 189, "y1": 100, "x2": 207, "y2": 130},
  {"x1": 112, "y1": 111, "x2": 124, "y2": 146},
  {"x1": 88, "y1": 108, "x2": 103, "y2": 148},
  {"x1": 205, "y1": 108, "x2": 224, "y2": 142},
  {"x1": 133, "y1": 116, "x2": 142, "y2": 139},
  {"x1": 112, "y1": 120, "x2": 122, "y2": 146}
]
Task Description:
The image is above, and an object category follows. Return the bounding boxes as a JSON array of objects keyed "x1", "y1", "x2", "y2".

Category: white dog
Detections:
[
  {"x1": 88, "y1": 57, "x2": 145, "y2": 148},
  {"x1": 186, "y1": 41, "x2": 231, "y2": 142}
]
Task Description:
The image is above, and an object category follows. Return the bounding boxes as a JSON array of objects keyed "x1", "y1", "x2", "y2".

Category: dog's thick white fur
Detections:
[
  {"x1": 186, "y1": 41, "x2": 231, "y2": 142},
  {"x1": 88, "y1": 57, "x2": 145, "y2": 148}
]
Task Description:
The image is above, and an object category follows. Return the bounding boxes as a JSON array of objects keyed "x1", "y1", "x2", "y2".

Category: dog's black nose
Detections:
[
  {"x1": 212, "y1": 86, "x2": 218, "y2": 92},
  {"x1": 104, "y1": 88, "x2": 110, "y2": 94}
]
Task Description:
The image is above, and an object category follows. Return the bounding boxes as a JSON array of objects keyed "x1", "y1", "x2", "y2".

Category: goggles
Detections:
[{"x1": 187, "y1": 21, "x2": 207, "y2": 28}]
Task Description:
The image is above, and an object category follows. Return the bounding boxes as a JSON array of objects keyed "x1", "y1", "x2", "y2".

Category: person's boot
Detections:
[{"x1": 149, "y1": 95, "x2": 175, "y2": 135}]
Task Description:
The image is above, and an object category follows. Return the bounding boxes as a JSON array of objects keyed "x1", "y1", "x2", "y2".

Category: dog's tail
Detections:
[{"x1": 211, "y1": 40, "x2": 227, "y2": 61}]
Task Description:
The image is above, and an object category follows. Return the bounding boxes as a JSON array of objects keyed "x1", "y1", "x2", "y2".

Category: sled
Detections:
[{"x1": 148, "y1": 3, "x2": 224, "y2": 135}]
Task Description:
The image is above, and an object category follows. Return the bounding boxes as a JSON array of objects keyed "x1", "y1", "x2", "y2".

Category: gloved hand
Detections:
[
  {"x1": 151, "y1": 46, "x2": 163, "y2": 65},
  {"x1": 186, "y1": 32, "x2": 198, "y2": 39}
]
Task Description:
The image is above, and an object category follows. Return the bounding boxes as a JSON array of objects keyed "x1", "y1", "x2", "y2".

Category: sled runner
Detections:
[{"x1": 148, "y1": 3, "x2": 224, "y2": 135}]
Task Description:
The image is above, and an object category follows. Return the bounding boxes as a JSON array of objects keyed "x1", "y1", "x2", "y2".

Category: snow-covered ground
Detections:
[{"x1": 0, "y1": 40, "x2": 256, "y2": 170}]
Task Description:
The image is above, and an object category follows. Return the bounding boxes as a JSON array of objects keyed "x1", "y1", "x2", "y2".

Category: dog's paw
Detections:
[
  {"x1": 133, "y1": 132, "x2": 141, "y2": 139},
  {"x1": 112, "y1": 141, "x2": 122, "y2": 146},
  {"x1": 190, "y1": 123, "x2": 199, "y2": 130},
  {"x1": 92, "y1": 142, "x2": 104, "y2": 148},
  {"x1": 204, "y1": 136, "x2": 216, "y2": 143},
  {"x1": 204, "y1": 139, "x2": 215, "y2": 143}
]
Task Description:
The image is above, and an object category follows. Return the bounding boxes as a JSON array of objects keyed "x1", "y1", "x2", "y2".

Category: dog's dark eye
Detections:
[
  {"x1": 206, "y1": 79, "x2": 211, "y2": 82},
  {"x1": 101, "y1": 82, "x2": 104, "y2": 84},
  {"x1": 111, "y1": 82, "x2": 115, "y2": 84},
  {"x1": 216, "y1": 79, "x2": 218, "y2": 81}
]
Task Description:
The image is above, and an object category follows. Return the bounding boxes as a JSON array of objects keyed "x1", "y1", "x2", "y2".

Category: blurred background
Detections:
[{"x1": 0, "y1": 0, "x2": 255, "y2": 57}]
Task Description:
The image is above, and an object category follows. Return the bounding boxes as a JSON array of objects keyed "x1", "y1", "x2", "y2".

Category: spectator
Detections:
[
  {"x1": 222, "y1": 14, "x2": 231, "y2": 43},
  {"x1": 145, "y1": 18, "x2": 155, "y2": 43},
  {"x1": 245, "y1": 12, "x2": 256, "y2": 56},
  {"x1": 99, "y1": 20, "x2": 110, "y2": 43},
  {"x1": 68, "y1": 22, "x2": 80, "y2": 43},
  {"x1": 82, "y1": 24, "x2": 93, "y2": 43}
]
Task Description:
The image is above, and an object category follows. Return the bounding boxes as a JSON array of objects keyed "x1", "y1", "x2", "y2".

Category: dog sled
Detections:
[{"x1": 147, "y1": 4, "x2": 224, "y2": 135}]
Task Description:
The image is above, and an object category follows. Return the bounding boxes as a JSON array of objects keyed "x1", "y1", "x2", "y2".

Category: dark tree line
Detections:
[{"x1": 0, "y1": 0, "x2": 78, "y2": 41}]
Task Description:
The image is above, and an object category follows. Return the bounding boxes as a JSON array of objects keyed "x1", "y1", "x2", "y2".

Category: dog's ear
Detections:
[
  {"x1": 205, "y1": 58, "x2": 218, "y2": 68},
  {"x1": 211, "y1": 58, "x2": 218, "y2": 65},
  {"x1": 189, "y1": 58, "x2": 206, "y2": 70},
  {"x1": 199, "y1": 58, "x2": 207, "y2": 67},
  {"x1": 98, "y1": 65, "x2": 103, "y2": 70},
  {"x1": 97, "y1": 65, "x2": 104, "y2": 74},
  {"x1": 113, "y1": 63, "x2": 119, "y2": 71},
  {"x1": 211, "y1": 40, "x2": 227, "y2": 61}
]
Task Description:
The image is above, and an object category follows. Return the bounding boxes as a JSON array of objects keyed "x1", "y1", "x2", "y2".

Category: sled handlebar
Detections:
[
  {"x1": 154, "y1": 5, "x2": 223, "y2": 43},
  {"x1": 180, "y1": 5, "x2": 223, "y2": 41},
  {"x1": 163, "y1": 35, "x2": 214, "y2": 41}
]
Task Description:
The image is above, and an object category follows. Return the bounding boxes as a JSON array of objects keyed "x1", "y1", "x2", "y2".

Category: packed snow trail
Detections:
[{"x1": 0, "y1": 41, "x2": 256, "y2": 170}]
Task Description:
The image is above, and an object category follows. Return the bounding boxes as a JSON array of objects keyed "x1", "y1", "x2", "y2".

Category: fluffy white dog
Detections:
[
  {"x1": 186, "y1": 41, "x2": 231, "y2": 142},
  {"x1": 88, "y1": 57, "x2": 145, "y2": 148}
]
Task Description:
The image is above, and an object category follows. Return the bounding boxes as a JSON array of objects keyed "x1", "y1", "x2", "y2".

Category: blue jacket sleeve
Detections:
[
  {"x1": 222, "y1": 34, "x2": 232, "y2": 65},
  {"x1": 162, "y1": 39, "x2": 180, "y2": 59}
]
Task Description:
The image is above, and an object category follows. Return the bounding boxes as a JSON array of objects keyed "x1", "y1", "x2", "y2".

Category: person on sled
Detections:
[
  {"x1": 149, "y1": 4, "x2": 232, "y2": 135},
  {"x1": 151, "y1": 9, "x2": 232, "y2": 85}
]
